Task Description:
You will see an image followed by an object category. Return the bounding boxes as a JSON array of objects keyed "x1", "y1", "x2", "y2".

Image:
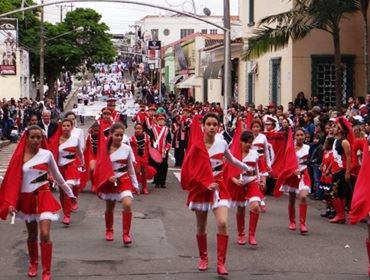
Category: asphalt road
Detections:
[{"x1": 0, "y1": 98, "x2": 368, "y2": 280}]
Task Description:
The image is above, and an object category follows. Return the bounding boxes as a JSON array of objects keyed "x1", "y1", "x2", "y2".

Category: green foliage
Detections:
[
  {"x1": 242, "y1": 0, "x2": 358, "y2": 60},
  {"x1": 1, "y1": 2, "x2": 116, "y2": 83}
]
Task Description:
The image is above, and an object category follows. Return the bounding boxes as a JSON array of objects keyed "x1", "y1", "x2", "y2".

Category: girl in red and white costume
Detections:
[
  {"x1": 280, "y1": 127, "x2": 311, "y2": 234},
  {"x1": 94, "y1": 123, "x2": 139, "y2": 244},
  {"x1": 0, "y1": 125, "x2": 75, "y2": 280},
  {"x1": 130, "y1": 123, "x2": 153, "y2": 194},
  {"x1": 251, "y1": 119, "x2": 271, "y2": 212},
  {"x1": 65, "y1": 111, "x2": 85, "y2": 211},
  {"x1": 182, "y1": 113, "x2": 250, "y2": 275},
  {"x1": 229, "y1": 131, "x2": 264, "y2": 246},
  {"x1": 57, "y1": 119, "x2": 84, "y2": 226}
]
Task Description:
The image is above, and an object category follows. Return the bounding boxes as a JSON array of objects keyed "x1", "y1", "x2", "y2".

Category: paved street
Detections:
[{"x1": 0, "y1": 102, "x2": 368, "y2": 280}]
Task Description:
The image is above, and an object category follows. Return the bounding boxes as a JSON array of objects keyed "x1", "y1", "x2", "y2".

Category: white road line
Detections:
[
  {"x1": 168, "y1": 167, "x2": 181, "y2": 171},
  {"x1": 173, "y1": 172, "x2": 181, "y2": 182}
]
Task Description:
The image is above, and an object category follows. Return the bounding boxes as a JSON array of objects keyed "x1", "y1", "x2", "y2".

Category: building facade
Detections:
[{"x1": 240, "y1": 0, "x2": 370, "y2": 108}]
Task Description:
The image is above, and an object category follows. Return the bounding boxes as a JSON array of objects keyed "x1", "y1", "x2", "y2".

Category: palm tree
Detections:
[
  {"x1": 242, "y1": 0, "x2": 357, "y2": 110},
  {"x1": 355, "y1": 0, "x2": 369, "y2": 93}
]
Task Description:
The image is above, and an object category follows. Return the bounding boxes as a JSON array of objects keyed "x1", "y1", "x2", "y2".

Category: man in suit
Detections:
[{"x1": 38, "y1": 110, "x2": 58, "y2": 140}]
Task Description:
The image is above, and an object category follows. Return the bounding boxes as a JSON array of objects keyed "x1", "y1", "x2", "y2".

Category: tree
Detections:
[
  {"x1": 355, "y1": 0, "x2": 369, "y2": 93},
  {"x1": 242, "y1": 0, "x2": 357, "y2": 110},
  {"x1": 42, "y1": 8, "x2": 116, "y2": 97}
]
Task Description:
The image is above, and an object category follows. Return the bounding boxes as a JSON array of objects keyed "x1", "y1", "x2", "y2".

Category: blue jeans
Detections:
[{"x1": 312, "y1": 164, "x2": 322, "y2": 198}]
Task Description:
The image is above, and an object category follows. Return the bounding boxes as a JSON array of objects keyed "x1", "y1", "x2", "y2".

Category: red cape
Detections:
[
  {"x1": 349, "y1": 143, "x2": 370, "y2": 224},
  {"x1": 181, "y1": 116, "x2": 213, "y2": 194},
  {"x1": 79, "y1": 134, "x2": 92, "y2": 191},
  {"x1": 265, "y1": 130, "x2": 287, "y2": 178},
  {"x1": 223, "y1": 121, "x2": 243, "y2": 188},
  {"x1": 273, "y1": 128, "x2": 298, "y2": 198},
  {"x1": 47, "y1": 123, "x2": 62, "y2": 161},
  {"x1": 0, "y1": 131, "x2": 48, "y2": 220},
  {"x1": 92, "y1": 124, "x2": 114, "y2": 193}
]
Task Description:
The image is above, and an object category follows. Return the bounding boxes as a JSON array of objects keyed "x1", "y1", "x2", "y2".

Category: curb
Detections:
[{"x1": 0, "y1": 140, "x2": 10, "y2": 149}]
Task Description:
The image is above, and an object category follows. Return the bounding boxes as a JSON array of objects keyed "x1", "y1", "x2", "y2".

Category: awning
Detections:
[
  {"x1": 203, "y1": 61, "x2": 224, "y2": 79},
  {"x1": 177, "y1": 75, "x2": 200, "y2": 89},
  {"x1": 169, "y1": 74, "x2": 185, "y2": 85}
]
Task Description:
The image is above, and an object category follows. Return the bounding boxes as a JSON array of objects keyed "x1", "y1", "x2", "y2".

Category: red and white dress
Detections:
[
  {"x1": 58, "y1": 136, "x2": 83, "y2": 187},
  {"x1": 252, "y1": 133, "x2": 271, "y2": 176},
  {"x1": 187, "y1": 139, "x2": 247, "y2": 211},
  {"x1": 97, "y1": 144, "x2": 139, "y2": 201},
  {"x1": 279, "y1": 144, "x2": 311, "y2": 193},
  {"x1": 17, "y1": 149, "x2": 75, "y2": 222},
  {"x1": 229, "y1": 150, "x2": 264, "y2": 207}
]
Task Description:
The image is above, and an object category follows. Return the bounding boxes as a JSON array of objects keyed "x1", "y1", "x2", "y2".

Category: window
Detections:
[
  {"x1": 151, "y1": 29, "x2": 159, "y2": 40},
  {"x1": 210, "y1": 29, "x2": 218, "y2": 34},
  {"x1": 270, "y1": 58, "x2": 281, "y2": 105},
  {"x1": 180, "y1": 29, "x2": 194, "y2": 39},
  {"x1": 201, "y1": 29, "x2": 207, "y2": 34},
  {"x1": 311, "y1": 55, "x2": 354, "y2": 108},
  {"x1": 249, "y1": 0, "x2": 255, "y2": 26}
]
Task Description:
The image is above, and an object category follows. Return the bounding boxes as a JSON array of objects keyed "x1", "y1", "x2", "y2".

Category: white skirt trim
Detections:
[
  {"x1": 17, "y1": 211, "x2": 59, "y2": 223},
  {"x1": 280, "y1": 180, "x2": 311, "y2": 194},
  {"x1": 189, "y1": 199, "x2": 230, "y2": 212},
  {"x1": 230, "y1": 197, "x2": 262, "y2": 208},
  {"x1": 98, "y1": 190, "x2": 133, "y2": 201}
]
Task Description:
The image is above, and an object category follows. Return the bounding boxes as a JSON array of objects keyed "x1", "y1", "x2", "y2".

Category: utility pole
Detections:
[
  {"x1": 223, "y1": 0, "x2": 232, "y2": 117},
  {"x1": 39, "y1": 0, "x2": 45, "y2": 100}
]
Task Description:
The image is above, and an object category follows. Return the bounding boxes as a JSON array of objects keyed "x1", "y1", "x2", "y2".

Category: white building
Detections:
[
  {"x1": 136, "y1": 14, "x2": 240, "y2": 46},
  {"x1": 0, "y1": 48, "x2": 31, "y2": 100}
]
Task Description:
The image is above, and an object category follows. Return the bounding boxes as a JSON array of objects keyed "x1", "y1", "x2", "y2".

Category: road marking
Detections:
[
  {"x1": 168, "y1": 167, "x2": 181, "y2": 171},
  {"x1": 173, "y1": 172, "x2": 181, "y2": 182}
]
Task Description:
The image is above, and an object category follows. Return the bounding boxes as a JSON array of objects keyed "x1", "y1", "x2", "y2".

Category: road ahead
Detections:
[{"x1": 0, "y1": 101, "x2": 368, "y2": 280}]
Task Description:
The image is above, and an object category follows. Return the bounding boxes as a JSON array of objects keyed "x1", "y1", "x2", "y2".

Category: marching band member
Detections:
[
  {"x1": 94, "y1": 123, "x2": 139, "y2": 244},
  {"x1": 227, "y1": 130, "x2": 264, "y2": 246},
  {"x1": 181, "y1": 113, "x2": 251, "y2": 275},
  {"x1": 151, "y1": 114, "x2": 172, "y2": 188},
  {"x1": 0, "y1": 125, "x2": 75, "y2": 279}
]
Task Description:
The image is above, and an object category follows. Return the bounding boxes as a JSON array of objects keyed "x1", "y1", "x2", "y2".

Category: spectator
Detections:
[{"x1": 294, "y1": 91, "x2": 309, "y2": 110}]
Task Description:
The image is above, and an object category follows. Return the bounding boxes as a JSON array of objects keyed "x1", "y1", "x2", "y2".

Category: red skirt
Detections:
[
  {"x1": 187, "y1": 177, "x2": 231, "y2": 211},
  {"x1": 98, "y1": 176, "x2": 134, "y2": 201},
  {"x1": 59, "y1": 162, "x2": 80, "y2": 186},
  {"x1": 280, "y1": 169, "x2": 311, "y2": 193},
  {"x1": 16, "y1": 185, "x2": 61, "y2": 222},
  {"x1": 230, "y1": 180, "x2": 264, "y2": 207}
]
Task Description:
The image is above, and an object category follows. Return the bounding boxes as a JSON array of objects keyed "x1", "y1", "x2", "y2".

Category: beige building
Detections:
[{"x1": 240, "y1": 0, "x2": 370, "y2": 108}]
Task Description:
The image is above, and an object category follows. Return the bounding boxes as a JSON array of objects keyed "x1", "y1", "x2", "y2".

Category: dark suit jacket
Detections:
[{"x1": 38, "y1": 121, "x2": 58, "y2": 139}]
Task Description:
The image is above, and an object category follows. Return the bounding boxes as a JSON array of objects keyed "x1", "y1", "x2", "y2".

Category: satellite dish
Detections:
[{"x1": 203, "y1": 7, "x2": 211, "y2": 16}]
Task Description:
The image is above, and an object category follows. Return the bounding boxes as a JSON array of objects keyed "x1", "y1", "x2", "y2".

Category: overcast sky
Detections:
[{"x1": 42, "y1": 0, "x2": 239, "y2": 34}]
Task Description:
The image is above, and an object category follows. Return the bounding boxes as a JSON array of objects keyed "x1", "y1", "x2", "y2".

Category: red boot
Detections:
[
  {"x1": 141, "y1": 171, "x2": 149, "y2": 194},
  {"x1": 40, "y1": 242, "x2": 52, "y2": 280},
  {"x1": 105, "y1": 212, "x2": 114, "y2": 241},
  {"x1": 217, "y1": 234, "x2": 229, "y2": 275},
  {"x1": 62, "y1": 193, "x2": 72, "y2": 226},
  {"x1": 248, "y1": 211, "x2": 259, "y2": 245},
  {"x1": 71, "y1": 186, "x2": 79, "y2": 212},
  {"x1": 196, "y1": 234, "x2": 208, "y2": 271},
  {"x1": 27, "y1": 240, "x2": 38, "y2": 277},
  {"x1": 122, "y1": 211, "x2": 132, "y2": 245},
  {"x1": 236, "y1": 212, "x2": 246, "y2": 245},
  {"x1": 288, "y1": 205, "x2": 296, "y2": 231},
  {"x1": 299, "y1": 203, "x2": 308, "y2": 234},
  {"x1": 330, "y1": 198, "x2": 346, "y2": 224},
  {"x1": 366, "y1": 239, "x2": 370, "y2": 277}
]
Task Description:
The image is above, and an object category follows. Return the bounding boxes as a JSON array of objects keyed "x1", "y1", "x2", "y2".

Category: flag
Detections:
[
  {"x1": 92, "y1": 124, "x2": 114, "y2": 193},
  {"x1": 273, "y1": 128, "x2": 298, "y2": 198},
  {"x1": 181, "y1": 116, "x2": 213, "y2": 194},
  {"x1": 223, "y1": 120, "x2": 243, "y2": 188},
  {"x1": 349, "y1": 143, "x2": 370, "y2": 224},
  {"x1": 265, "y1": 131, "x2": 287, "y2": 178}
]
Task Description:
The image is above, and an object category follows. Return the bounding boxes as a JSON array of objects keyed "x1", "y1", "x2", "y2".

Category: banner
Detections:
[{"x1": 0, "y1": 18, "x2": 17, "y2": 75}]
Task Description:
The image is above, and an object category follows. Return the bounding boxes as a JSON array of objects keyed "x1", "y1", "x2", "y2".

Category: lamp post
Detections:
[{"x1": 223, "y1": 0, "x2": 231, "y2": 123}]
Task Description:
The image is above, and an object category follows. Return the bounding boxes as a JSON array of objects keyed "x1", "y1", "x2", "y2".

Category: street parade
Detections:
[{"x1": 0, "y1": 1, "x2": 370, "y2": 279}]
